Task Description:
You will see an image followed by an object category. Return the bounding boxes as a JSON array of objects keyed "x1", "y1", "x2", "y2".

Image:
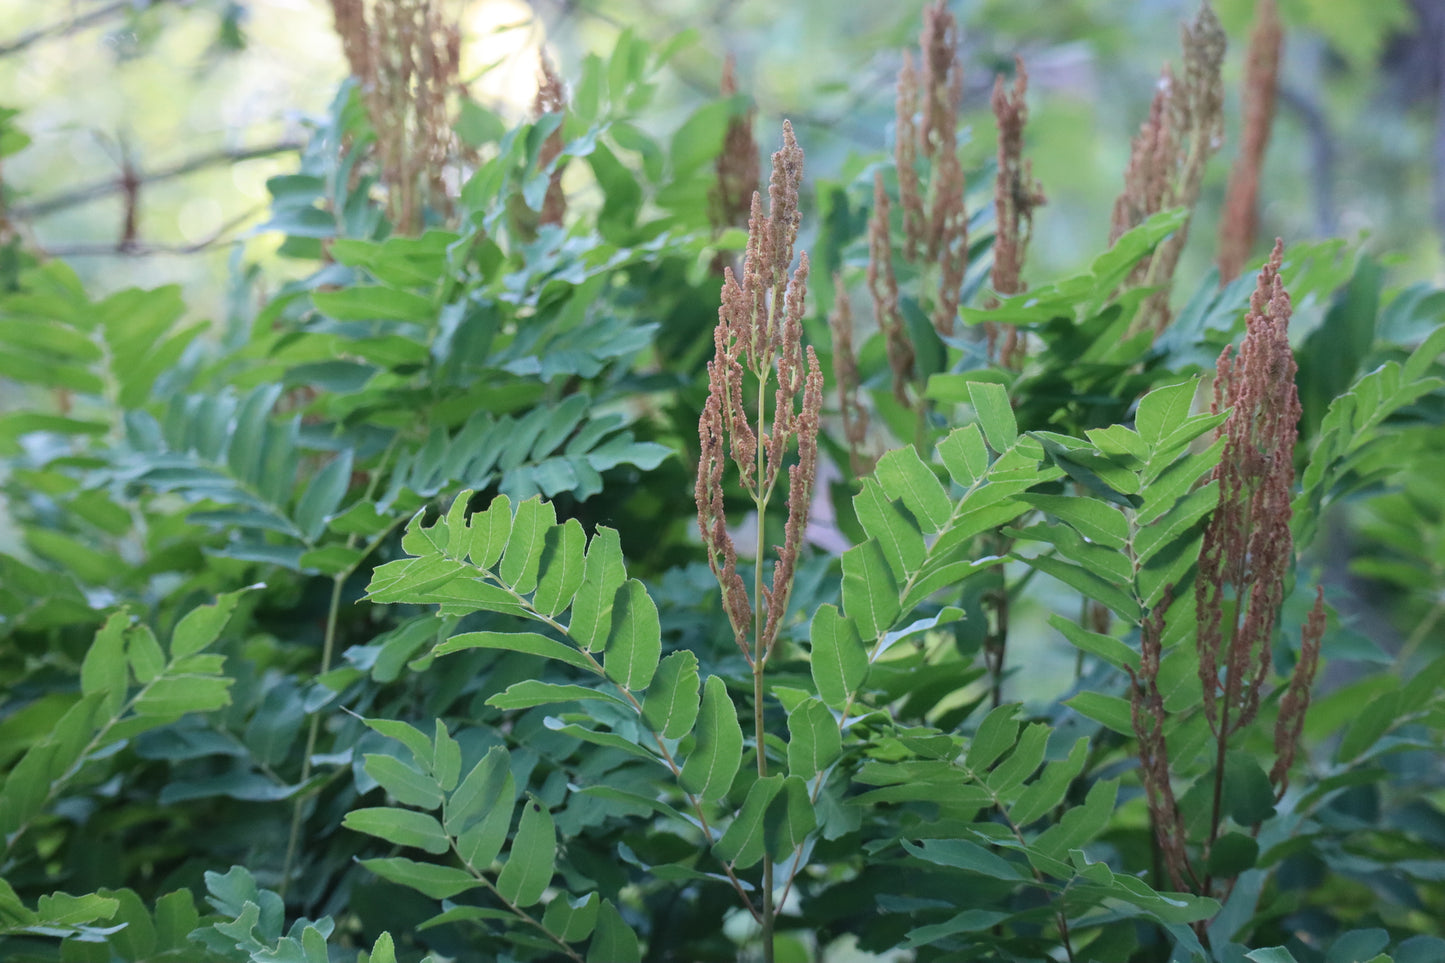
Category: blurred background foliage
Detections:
[{"x1": 0, "y1": 0, "x2": 1441, "y2": 320}]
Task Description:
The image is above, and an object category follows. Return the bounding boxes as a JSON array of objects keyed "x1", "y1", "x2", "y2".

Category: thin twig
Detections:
[
  {"x1": 0, "y1": 0, "x2": 174, "y2": 58},
  {"x1": 12, "y1": 141, "x2": 301, "y2": 220},
  {"x1": 41, "y1": 205, "x2": 264, "y2": 258}
]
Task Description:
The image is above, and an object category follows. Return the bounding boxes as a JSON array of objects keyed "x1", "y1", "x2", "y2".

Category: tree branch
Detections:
[
  {"x1": 1277, "y1": 82, "x2": 1338, "y2": 237},
  {"x1": 39, "y1": 204, "x2": 265, "y2": 258},
  {"x1": 0, "y1": 0, "x2": 174, "y2": 59},
  {"x1": 11, "y1": 141, "x2": 302, "y2": 220}
]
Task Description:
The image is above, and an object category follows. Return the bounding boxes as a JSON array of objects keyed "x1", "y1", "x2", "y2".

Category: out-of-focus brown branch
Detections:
[
  {"x1": 0, "y1": 0, "x2": 176, "y2": 58},
  {"x1": 1217, "y1": 0, "x2": 1282, "y2": 283},
  {"x1": 11, "y1": 141, "x2": 302, "y2": 220},
  {"x1": 39, "y1": 204, "x2": 264, "y2": 258},
  {"x1": 1276, "y1": 83, "x2": 1338, "y2": 237}
]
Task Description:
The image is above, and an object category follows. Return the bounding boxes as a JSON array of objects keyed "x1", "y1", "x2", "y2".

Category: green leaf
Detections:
[
  {"x1": 488, "y1": 681, "x2": 630, "y2": 711},
  {"x1": 312, "y1": 286, "x2": 434, "y2": 322},
  {"x1": 500, "y1": 497, "x2": 555, "y2": 595},
  {"x1": 642, "y1": 650, "x2": 701, "y2": 739},
  {"x1": 495, "y1": 796, "x2": 555, "y2": 907},
  {"x1": 767, "y1": 774, "x2": 817, "y2": 857},
  {"x1": 363, "y1": 718, "x2": 433, "y2": 769},
  {"x1": 570, "y1": 527, "x2": 626, "y2": 651},
  {"x1": 1027, "y1": 554, "x2": 1141, "y2": 621},
  {"x1": 587, "y1": 899, "x2": 641, "y2": 963},
  {"x1": 1135, "y1": 379, "x2": 1200, "y2": 444},
  {"x1": 1337, "y1": 688, "x2": 1400, "y2": 762},
  {"x1": 679, "y1": 675, "x2": 744, "y2": 801},
  {"x1": 543, "y1": 718, "x2": 661, "y2": 763},
  {"x1": 171, "y1": 588, "x2": 253, "y2": 658},
  {"x1": 1326, "y1": 930, "x2": 1390, "y2": 963},
  {"x1": 670, "y1": 99, "x2": 732, "y2": 175},
  {"x1": 133, "y1": 676, "x2": 234, "y2": 716},
  {"x1": 81, "y1": 611, "x2": 130, "y2": 716},
  {"x1": 542, "y1": 892, "x2": 599, "y2": 943},
  {"x1": 903, "y1": 909, "x2": 1013, "y2": 948},
  {"x1": 965, "y1": 704, "x2": 1021, "y2": 771},
  {"x1": 342, "y1": 807, "x2": 450, "y2": 854},
  {"x1": 1034, "y1": 778, "x2": 1119, "y2": 857},
  {"x1": 967, "y1": 381, "x2": 1018, "y2": 450},
  {"x1": 34, "y1": 891, "x2": 119, "y2": 927},
  {"x1": 432, "y1": 720, "x2": 461, "y2": 792},
  {"x1": 1206, "y1": 832, "x2": 1259, "y2": 878},
  {"x1": 987, "y1": 722, "x2": 1049, "y2": 794},
  {"x1": 874, "y1": 444, "x2": 952, "y2": 531},
  {"x1": 1048, "y1": 615, "x2": 1139, "y2": 673},
  {"x1": 363, "y1": 754, "x2": 444, "y2": 809},
  {"x1": 841, "y1": 539, "x2": 901, "y2": 643},
  {"x1": 359, "y1": 857, "x2": 483, "y2": 899},
  {"x1": 362, "y1": 931, "x2": 398, "y2": 963},
  {"x1": 295, "y1": 450, "x2": 352, "y2": 542},
  {"x1": 902, "y1": 838, "x2": 1029, "y2": 881},
  {"x1": 435, "y1": 631, "x2": 595, "y2": 674},
  {"x1": 716, "y1": 775, "x2": 783, "y2": 868},
  {"x1": 467, "y1": 493, "x2": 512, "y2": 569},
  {"x1": 448, "y1": 749, "x2": 516, "y2": 863},
  {"x1": 937, "y1": 424, "x2": 989, "y2": 487},
  {"x1": 1065, "y1": 691, "x2": 1135, "y2": 736},
  {"x1": 603, "y1": 579, "x2": 661, "y2": 691},
  {"x1": 853, "y1": 479, "x2": 925, "y2": 578},
  {"x1": 1245, "y1": 950, "x2": 1300, "y2": 963},
  {"x1": 1021, "y1": 493, "x2": 1128, "y2": 549},
  {"x1": 1008, "y1": 737, "x2": 1090, "y2": 826},
  {"x1": 809, "y1": 605, "x2": 867, "y2": 710},
  {"x1": 1133, "y1": 480, "x2": 1217, "y2": 563},
  {"x1": 533, "y1": 518, "x2": 587, "y2": 616},
  {"x1": 787, "y1": 698, "x2": 841, "y2": 779},
  {"x1": 1224, "y1": 752, "x2": 1277, "y2": 825}
]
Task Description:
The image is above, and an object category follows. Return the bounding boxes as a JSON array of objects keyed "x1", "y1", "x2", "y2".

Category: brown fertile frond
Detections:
[
  {"x1": 327, "y1": 0, "x2": 464, "y2": 233},
  {"x1": 881, "y1": 0, "x2": 970, "y2": 352},
  {"x1": 895, "y1": 51, "x2": 925, "y2": 261},
  {"x1": 1218, "y1": 0, "x2": 1282, "y2": 283},
  {"x1": 697, "y1": 123, "x2": 820, "y2": 662},
  {"x1": 1110, "y1": 2, "x2": 1227, "y2": 337},
  {"x1": 697, "y1": 369, "x2": 754, "y2": 657},
  {"x1": 989, "y1": 58, "x2": 1047, "y2": 367},
  {"x1": 868, "y1": 172, "x2": 913, "y2": 406},
  {"x1": 930, "y1": 143, "x2": 967, "y2": 338},
  {"x1": 1129, "y1": 587, "x2": 1195, "y2": 892},
  {"x1": 920, "y1": 0, "x2": 962, "y2": 164},
  {"x1": 534, "y1": 53, "x2": 568, "y2": 227},
  {"x1": 1197, "y1": 239, "x2": 1301, "y2": 736},
  {"x1": 764, "y1": 349, "x2": 824, "y2": 657},
  {"x1": 1110, "y1": 71, "x2": 1176, "y2": 246},
  {"x1": 829, "y1": 276, "x2": 872, "y2": 476},
  {"x1": 713, "y1": 55, "x2": 760, "y2": 233},
  {"x1": 1271, "y1": 585, "x2": 1325, "y2": 795}
]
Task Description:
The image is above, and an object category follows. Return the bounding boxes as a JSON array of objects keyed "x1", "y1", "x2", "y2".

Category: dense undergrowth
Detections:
[{"x1": 3, "y1": 3, "x2": 1445, "y2": 961}]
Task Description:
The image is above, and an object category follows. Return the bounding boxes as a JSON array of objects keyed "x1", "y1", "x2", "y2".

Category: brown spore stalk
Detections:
[
  {"x1": 328, "y1": 0, "x2": 464, "y2": 233},
  {"x1": 696, "y1": 121, "x2": 824, "y2": 664},
  {"x1": 1217, "y1": 0, "x2": 1283, "y2": 283}
]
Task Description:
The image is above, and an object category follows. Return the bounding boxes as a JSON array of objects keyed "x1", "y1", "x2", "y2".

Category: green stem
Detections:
[
  {"x1": 1395, "y1": 591, "x2": 1445, "y2": 671},
  {"x1": 279, "y1": 573, "x2": 344, "y2": 900},
  {"x1": 454, "y1": 841, "x2": 587, "y2": 963},
  {"x1": 752, "y1": 370, "x2": 776, "y2": 963}
]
